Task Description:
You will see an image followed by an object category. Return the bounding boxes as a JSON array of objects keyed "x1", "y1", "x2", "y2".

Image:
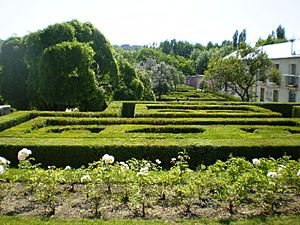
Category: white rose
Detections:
[
  {"x1": 0, "y1": 165, "x2": 4, "y2": 175},
  {"x1": 0, "y1": 156, "x2": 10, "y2": 165},
  {"x1": 267, "y1": 172, "x2": 278, "y2": 179},
  {"x1": 252, "y1": 158, "x2": 260, "y2": 166},
  {"x1": 155, "y1": 159, "x2": 161, "y2": 165},
  {"x1": 80, "y1": 175, "x2": 92, "y2": 182},
  {"x1": 17, "y1": 148, "x2": 32, "y2": 161},
  {"x1": 65, "y1": 165, "x2": 72, "y2": 170},
  {"x1": 102, "y1": 154, "x2": 114, "y2": 164}
]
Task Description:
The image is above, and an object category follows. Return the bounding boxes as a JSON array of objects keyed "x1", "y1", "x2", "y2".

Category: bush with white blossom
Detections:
[{"x1": 0, "y1": 148, "x2": 300, "y2": 218}]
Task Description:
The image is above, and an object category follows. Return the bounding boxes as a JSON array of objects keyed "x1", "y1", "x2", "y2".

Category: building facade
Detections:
[
  {"x1": 256, "y1": 40, "x2": 300, "y2": 102},
  {"x1": 184, "y1": 74, "x2": 204, "y2": 89}
]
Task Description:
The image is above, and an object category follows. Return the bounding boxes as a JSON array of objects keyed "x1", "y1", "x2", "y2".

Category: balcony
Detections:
[{"x1": 283, "y1": 74, "x2": 299, "y2": 89}]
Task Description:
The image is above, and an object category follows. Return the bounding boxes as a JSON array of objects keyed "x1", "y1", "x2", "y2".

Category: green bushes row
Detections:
[
  {"x1": 135, "y1": 112, "x2": 281, "y2": 118},
  {"x1": 255, "y1": 102, "x2": 300, "y2": 118},
  {"x1": 1, "y1": 143, "x2": 300, "y2": 169},
  {"x1": 144, "y1": 104, "x2": 274, "y2": 112},
  {"x1": 42, "y1": 117, "x2": 299, "y2": 126},
  {"x1": 127, "y1": 126, "x2": 206, "y2": 134},
  {"x1": 134, "y1": 103, "x2": 281, "y2": 118},
  {"x1": 224, "y1": 102, "x2": 300, "y2": 118},
  {"x1": 0, "y1": 111, "x2": 35, "y2": 131}
]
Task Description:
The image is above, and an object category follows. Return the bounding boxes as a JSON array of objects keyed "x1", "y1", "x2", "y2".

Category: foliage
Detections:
[
  {"x1": 293, "y1": 106, "x2": 300, "y2": 118},
  {"x1": 204, "y1": 44, "x2": 281, "y2": 101},
  {"x1": 138, "y1": 58, "x2": 184, "y2": 99},
  {"x1": 159, "y1": 39, "x2": 194, "y2": 59},
  {"x1": 114, "y1": 56, "x2": 144, "y2": 100},
  {"x1": 0, "y1": 20, "x2": 118, "y2": 111},
  {"x1": 0, "y1": 37, "x2": 29, "y2": 109},
  {"x1": 136, "y1": 47, "x2": 195, "y2": 76},
  {"x1": 255, "y1": 25, "x2": 288, "y2": 47},
  {"x1": 37, "y1": 41, "x2": 104, "y2": 111},
  {"x1": 1, "y1": 149, "x2": 300, "y2": 219},
  {"x1": 190, "y1": 44, "x2": 234, "y2": 74},
  {"x1": 27, "y1": 165, "x2": 63, "y2": 216}
]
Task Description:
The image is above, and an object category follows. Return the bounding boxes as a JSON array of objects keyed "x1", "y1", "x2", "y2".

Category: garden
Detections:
[{"x1": 0, "y1": 88, "x2": 300, "y2": 223}]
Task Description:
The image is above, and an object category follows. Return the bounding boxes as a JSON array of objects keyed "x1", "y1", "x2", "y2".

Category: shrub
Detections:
[{"x1": 293, "y1": 106, "x2": 300, "y2": 118}]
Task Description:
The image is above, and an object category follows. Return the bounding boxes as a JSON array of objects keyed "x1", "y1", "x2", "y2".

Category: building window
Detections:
[
  {"x1": 286, "y1": 75, "x2": 298, "y2": 86},
  {"x1": 273, "y1": 90, "x2": 279, "y2": 102},
  {"x1": 288, "y1": 91, "x2": 296, "y2": 102},
  {"x1": 260, "y1": 88, "x2": 265, "y2": 102},
  {"x1": 290, "y1": 64, "x2": 296, "y2": 75},
  {"x1": 275, "y1": 64, "x2": 280, "y2": 69}
]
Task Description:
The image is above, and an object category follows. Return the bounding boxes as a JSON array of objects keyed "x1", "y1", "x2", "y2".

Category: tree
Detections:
[
  {"x1": 139, "y1": 58, "x2": 182, "y2": 100},
  {"x1": 232, "y1": 29, "x2": 246, "y2": 50},
  {"x1": 0, "y1": 37, "x2": 29, "y2": 109},
  {"x1": 22, "y1": 20, "x2": 118, "y2": 110},
  {"x1": 190, "y1": 49, "x2": 210, "y2": 74},
  {"x1": 136, "y1": 48, "x2": 195, "y2": 75},
  {"x1": 256, "y1": 25, "x2": 287, "y2": 47},
  {"x1": 114, "y1": 57, "x2": 144, "y2": 100},
  {"x1": 135, "y1": 68, "x2": 155, "y2": 100},
  {"x1": 276, "y1": 25, "x2": 286, "y2": 40},
  {"x1": 190, "y1": 44, "x2": 234, "y2": 75},
  {"x1": 204, "y1": 44, "x2": 280, "y2": 101},
  {"x1": 233, "y1": 30, "x2": 239, "y2": 50},
  {"x1": 37, "y1": 41, "x2": 104, "y2": 111},
  {"x1": 238, "y1": 29, "x2": 247, "y2": 44}
]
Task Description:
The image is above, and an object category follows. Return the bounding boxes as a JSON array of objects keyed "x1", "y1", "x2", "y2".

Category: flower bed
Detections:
[{"x1": 0, "y1": 150, "x2": 299, "y2": 219}]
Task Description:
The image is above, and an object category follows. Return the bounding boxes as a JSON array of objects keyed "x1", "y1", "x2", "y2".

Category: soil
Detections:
[{"x1": 1, "y1": 182, "x2": 300, "y2": 220}]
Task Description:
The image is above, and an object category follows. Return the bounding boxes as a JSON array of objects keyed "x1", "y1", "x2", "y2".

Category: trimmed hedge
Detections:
[
  {"x1": 0, "y1": 111, "x2": 35, "y2": 132},
  {"x1": 0, "y1": 94, "x2": 299, "y2": 170},
  {"x1": 40, "y1": 117, "x2": 299, "y2": 126},
  {"x1": 293, "y1": 106, "x2": 300, "y2": 118},
  {"x1": 1, "y1": 143, "x2": 299, "y2": 169},
  {"x1": 226, "y1": 102, "x2": 300, "y2": 118},
  {"x1": 134, "y1": 103, "x2": 281, "y2": 118},
  {"x1": 121, "y1": 102, "x2": 136, "y2": 117}
]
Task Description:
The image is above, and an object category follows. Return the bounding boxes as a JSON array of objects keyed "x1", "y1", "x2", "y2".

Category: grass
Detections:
[{"x1": 0, "y1": 215, "x2": 300, "y2": 225}]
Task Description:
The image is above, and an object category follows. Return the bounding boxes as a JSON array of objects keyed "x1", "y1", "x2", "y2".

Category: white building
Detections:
[
  {"x1": 184, "y1": 74, "x2": 204, "y2": 89},
  {"x1": 257, "y1": 40, "x2": 300, "y2": 102}
]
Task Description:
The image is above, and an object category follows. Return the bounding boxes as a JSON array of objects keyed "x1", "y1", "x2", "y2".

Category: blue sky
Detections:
[{"x1": 1, "y1": 0, "x2": 299, "y2": 46}]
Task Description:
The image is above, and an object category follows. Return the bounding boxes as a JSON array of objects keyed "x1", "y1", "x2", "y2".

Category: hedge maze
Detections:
[{"x1": 0, "y1": 88, "x2": 300, "y2": 169}]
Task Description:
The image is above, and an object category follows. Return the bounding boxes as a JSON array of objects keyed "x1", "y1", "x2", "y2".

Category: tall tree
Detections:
[
  {"x1": 256, "y1": 25, "x2": 287, "y2": 47},
  {"x1": 114, "y1": 56, "x2": 144, "y2": 100},
  {"x1": 139, "y1": 58, "x2": 183, "y2": 99},
  {"x1": 276, "y1": 25, "x2": 286, "y2": 40},
  {"x1": 0, "y1": 37, "x2": 29, "y2": 109},
  {"x1": 204, "y1": 44, "x2": 280, "y2": 101},
  {"x1": 238, "y1": 29, "x2": 247, "y2": 44},
  {"x1": 159, "y1": 39, "x2": 194, "y2": 58},
  {"x1": 232, "y1": 30, "x2": 239, "y2": 50},
  {"x1": 38, "y1": 41, "x2": 104, "y2": 111},
  {"x1": 23, "y1": 20, "x2": 118, "y2": 110}
]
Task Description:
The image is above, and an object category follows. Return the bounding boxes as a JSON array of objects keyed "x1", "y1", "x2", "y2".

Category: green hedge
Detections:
[
  {"x1": 42, "y1": 117, "x2": 299, "y2": 126},
  {"x1": 135, "y1": 112, "x2": 281, "y2": 118},
  {"x1": 0, "y1": 111, "x2": 35, "y2": 132},
  {"x1": 1, "y1": 144, "x2": 299, "y2": 169},
  {"x1": 293, "y1": 106, "x2": 300, "y2": 118},
  {"x1": 225, "y1": 102, "x2": 300, "y2": 118},
  {"x1": 253, "y1": 103, "x2": 300, "y2": 118},
  {"x1": 121, "y1": 102, "x2": 136, "y2": 117},
  {"x1": 134, "y1": 103, "x2": 281, "y2": 118}
]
